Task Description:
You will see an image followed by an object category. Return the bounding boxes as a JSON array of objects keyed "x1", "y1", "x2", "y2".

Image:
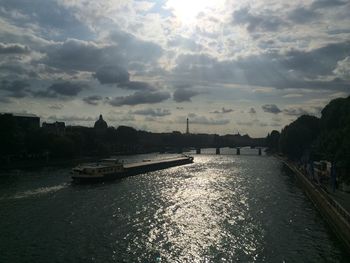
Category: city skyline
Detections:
[{"x1": 0, "y1": 0, "x2": 349, "y2": 137}]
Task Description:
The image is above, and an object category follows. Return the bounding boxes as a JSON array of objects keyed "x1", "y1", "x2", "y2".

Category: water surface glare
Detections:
[{"x1": 0, "y1": 154, "x2": 348, "y2": 262}]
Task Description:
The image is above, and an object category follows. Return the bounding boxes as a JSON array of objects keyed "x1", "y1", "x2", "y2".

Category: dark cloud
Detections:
[
  {"x1": 0, "y1": 43, "x2": 30, "y2": 54},
  {"x1": 282, "y1": 42, "x2": 350, "y2": 76},
  {"x1": 108, "y1": 91, "x2": 170, "y2": 106},
  {"x1": 108, "y1": 30, "x2": 163, "y2": 63},
  {"x1": 44, "y1": 39, "x2": 107, "y2": 72},
  {"x1": 132, "y1": 108, "x2": 171, "y2": 117},
  {"x1": 233, "y1": 5, "x2": 321, "y2": 33},
  {"x1": 0, "y1": 79, "x2": 30, "y2": 97},
  {"x1": 119, "y1": 81, "x2": 157, "y2": 91},
  {"x1": 173, "y1": 42, "x2": 350, "y2": 91},
  {"x1": 49, "y1": 82, "x2": 87, "y2": 96},
  {"x1": 93, "y1": 65, "x2": 130, "y2": 84},
  {"x1": 31, "y1": 90, "x2": 58, "y2": 98},
  {"x1": 211, "y1": 107, "x2": 234, "y2": 114},
  {"x1": 311, "y1": 0, "x2": 347, "y2": 9},
  {"x1": 44, "y1": 29, "x2": 162, "y2": 72},
  {"x1": 262, "y1": 104, "x2": 281, "y2": 114},
  {"x1": 83, "y1": 95, "x2": 103, "y2": 106},
  {"x1": 173, "y1": 88, "x2": 200, "y2": 102},
  {"x1": 32, "y1": 81, "x2": 87, "y2": 98},
  {"x1": 93, "y1": 65, "x2": 156, "y2": 91},
  {"x1": 288, "y1": 7, "x2": 319, "y2": 24},
  {"x1": 233, "y1": 7, "x2": 286, "y2": 32}
]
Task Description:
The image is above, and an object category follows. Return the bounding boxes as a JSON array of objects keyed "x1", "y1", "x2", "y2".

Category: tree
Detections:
[
  {"x1": 266, "y1": 130, "x2": 280, "y2": 152},
  {"x1": 279, "y1": 115, "x2": 320, "y2": 160},
  {"x1": 315, "y1": 96, "x2": 350, "y2": 182}
]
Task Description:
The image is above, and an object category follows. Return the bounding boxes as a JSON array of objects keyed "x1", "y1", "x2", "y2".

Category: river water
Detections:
[{"x1": 0, "y1": 149, "x2": 348, "y2": 262}]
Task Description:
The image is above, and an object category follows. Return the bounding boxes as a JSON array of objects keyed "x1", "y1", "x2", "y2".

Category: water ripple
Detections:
[{"x1": 0, "y1": 154, "x2": 348, "y2": 262}]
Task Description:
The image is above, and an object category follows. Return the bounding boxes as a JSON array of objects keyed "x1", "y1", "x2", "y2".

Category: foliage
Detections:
[
  {"x1": 266, "y1": 130, "x2": 280, "y2": 152},
  {"x1": 271, "y1": 96, "x2": 350, "y2": 182},
  {"x1": 316, "y1": 96, "x2": 350, "y2": 174},
  {"x1": 279, "y1": 115, "x2": 320, "y2": 160}
]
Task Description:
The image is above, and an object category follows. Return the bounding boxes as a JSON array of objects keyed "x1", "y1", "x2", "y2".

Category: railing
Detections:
[
  {"x1": 289, "y1": 161, "x2": 350, "y2": 226},
  {"x1": 319, "y1": 187, "x2": 350, "y2": 225}
]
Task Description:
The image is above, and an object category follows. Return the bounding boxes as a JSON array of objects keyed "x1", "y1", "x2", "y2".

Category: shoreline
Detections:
[{"x1": 278, "y1": 156, "x2": 350, "y2": 250}]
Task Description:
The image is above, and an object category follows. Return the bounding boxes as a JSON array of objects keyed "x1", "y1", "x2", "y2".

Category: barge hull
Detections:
[{"x1": 72, "y1": 157, "x2": 193, "y2": 183}]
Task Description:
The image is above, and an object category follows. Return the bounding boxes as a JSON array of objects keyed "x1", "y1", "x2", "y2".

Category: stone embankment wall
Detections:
[{"x1": 282, "y1": 159, "x2": 350, "y2": 250}]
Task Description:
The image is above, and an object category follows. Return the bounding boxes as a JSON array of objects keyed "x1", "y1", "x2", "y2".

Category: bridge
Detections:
[{"x1": 194, "y1": 147, "x2": 263, "y2": 156}]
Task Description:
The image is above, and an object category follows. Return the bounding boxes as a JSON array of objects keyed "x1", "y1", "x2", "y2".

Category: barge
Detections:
[{"x1": 71, "y1": 155, "x2": 194, "y2": 183}]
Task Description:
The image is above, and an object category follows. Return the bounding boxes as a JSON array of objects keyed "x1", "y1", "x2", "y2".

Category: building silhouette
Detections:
[
  {"x1": 42, "y1": 121, "x2": 65, "y2": 135},
  {"x1": 94, "y1": 114, "x2": 108, "y2": 130},
  {"x1": 0, "y1": 112, "x2": 40, "y2": 131}
]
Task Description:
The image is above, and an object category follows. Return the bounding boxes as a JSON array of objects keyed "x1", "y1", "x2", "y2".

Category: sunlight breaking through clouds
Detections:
[{"x1": 0, "y1": 0, "x2": 349, "y2": 136}]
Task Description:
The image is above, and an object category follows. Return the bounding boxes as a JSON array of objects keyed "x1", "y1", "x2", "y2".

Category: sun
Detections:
[{"x1": 165, "y1": 0, "x2": 223, "y2": 25}]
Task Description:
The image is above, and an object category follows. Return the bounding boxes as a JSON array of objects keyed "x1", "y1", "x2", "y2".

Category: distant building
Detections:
[
  {"x1": 94, "y1": 114, "x2": 108, "y2": 130},
  {"x1": 42, "y1": 121, "x2": 66, "y2": 135},
  {"x1": 0, "y1": 112, "x2": 40, "y2": 130}
]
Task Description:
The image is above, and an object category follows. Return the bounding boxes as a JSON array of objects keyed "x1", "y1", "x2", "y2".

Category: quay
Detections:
[{"x1": 280, "y1": 157, "x2": 350, "y2": 250}]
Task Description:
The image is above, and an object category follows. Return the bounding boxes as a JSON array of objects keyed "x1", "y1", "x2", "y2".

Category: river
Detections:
[{"x1": 0, "y1": 149, "x2": 348, "y2": 262}]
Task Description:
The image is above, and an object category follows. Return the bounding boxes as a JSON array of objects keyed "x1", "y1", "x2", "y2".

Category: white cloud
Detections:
[
  {"x1": 0, "y1": 0, "x2": 349, "y2": 136},
  {"x1": 333, "y1": 56, "x2": 350, "y2": 80}
]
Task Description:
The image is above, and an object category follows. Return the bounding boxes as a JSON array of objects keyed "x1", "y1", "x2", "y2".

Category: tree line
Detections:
[{"x1": 266, "y1": 95, "x2": 350, "y2": 183}]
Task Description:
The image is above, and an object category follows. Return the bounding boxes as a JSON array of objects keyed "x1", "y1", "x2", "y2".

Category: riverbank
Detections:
[{"x1": 278, "y1": 156, "x2": 350, "y2": 250}]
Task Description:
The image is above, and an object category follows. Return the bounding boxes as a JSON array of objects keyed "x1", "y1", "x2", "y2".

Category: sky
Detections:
[{"x1": 0, "y1": 0, "x2": 349, "y2": 137}]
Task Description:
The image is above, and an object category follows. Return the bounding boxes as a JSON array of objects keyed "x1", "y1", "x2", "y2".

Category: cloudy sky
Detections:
[{"x1": 0, "y1": 0, "x2": 349, "y2": 137}]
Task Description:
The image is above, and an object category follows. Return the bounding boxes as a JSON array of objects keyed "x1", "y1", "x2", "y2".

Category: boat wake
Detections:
[{"x1": 11, "y1": 183, "x2": 68, "y2": 199}]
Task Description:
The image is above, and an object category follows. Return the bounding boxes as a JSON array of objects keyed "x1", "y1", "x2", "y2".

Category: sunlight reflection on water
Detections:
[
  {"x1": 0, "y1": 154, "x2": 348, "y2": 263},
  {"x1": 141, "y1": 156, "x2": 264, "y2": 262}
]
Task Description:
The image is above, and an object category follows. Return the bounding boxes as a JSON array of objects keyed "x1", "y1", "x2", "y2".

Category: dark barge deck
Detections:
[{"x1": 72, "y1": 156, "x2": 194, "y2": 183}]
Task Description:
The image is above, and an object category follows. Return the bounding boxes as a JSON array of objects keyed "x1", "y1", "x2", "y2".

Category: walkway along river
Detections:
[
  {"x1": 280, "y1": 157, "x2": 350, "y2": 251},
  {"x1": 0, "y1": 151, "x2": 349, "y2": 262}
]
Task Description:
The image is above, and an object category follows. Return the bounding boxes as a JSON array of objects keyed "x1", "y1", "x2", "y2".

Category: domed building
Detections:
[{"x1": 94, "y1": 114, "x2": 108, "y2": 130}]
